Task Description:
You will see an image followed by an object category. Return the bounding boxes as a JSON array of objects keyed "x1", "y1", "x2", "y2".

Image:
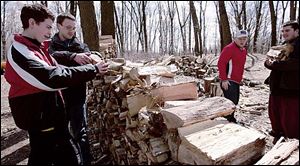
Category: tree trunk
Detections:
[
  {"x1": 101, "y1": 1, "x2": 115, "y2": 39},
  {"x1": 175, "y1": 2, "x2": 188, "y2": 54},
  {"x1": 219, "y1": 1, "x2": 232, "y2": 50},
  {"x1": 168, "y1": 1, "x2": 175, "y2": 55},
  {"x1": 70, "y1": 1, "x2": 77, "y2": 17},
  {"x1": 1, "y1": 1, "x2": 7, "y2": 60},
  {"x1": 78, "y1": 1, "x2": 100, "y2": 51},
  {"x1": 114, "y1": 3, "x2": 124, "y2": 57},
  {"x1": 269, "y1": 1, "x2": 277, "y2": 46},
  {"x1": 242, "y1": 1, "x2": 246, "y2": 30},
  {"x1": 142, "y1": 1, "x2": 148, "y2": 53},
  {"x1": 290, "y1": 1, "x2": 296, "y2": 21},
  {"x1": 189, "y1": 1, "x2": 200, "y2": 57},
  {"x1": 253, "y1": 1, "x2": 262, "y2": 53}
]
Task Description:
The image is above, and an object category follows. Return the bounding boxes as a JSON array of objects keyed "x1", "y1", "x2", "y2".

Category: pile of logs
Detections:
[{"x1": 86, "y1": 52, "x2": 269, "y2": 165}]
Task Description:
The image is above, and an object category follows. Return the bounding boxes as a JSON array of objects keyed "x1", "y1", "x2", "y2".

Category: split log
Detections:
[
  {"x1": 255, "y1": 138, "x2": 299, "y2": 165},
  {"x1": 161, "y1": 96, "x2": 236, "y2": 129},
  {"x1": 126, "y1": 94, "x2": 151, "y2": 117},
  {"x1": 177, "y1": 120, "x2": 266, "y2": 165},
  {"x1": 203, "y1": 77, "x2": 215, "y2": 94},
  {"x1": 151, "y1": 82, "x2": 198, "y2": 101}
]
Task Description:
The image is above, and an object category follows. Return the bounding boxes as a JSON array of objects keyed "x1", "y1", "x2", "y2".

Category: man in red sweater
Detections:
[{"x1": 217, "y1": 30, "x2": 248, "y2": 123}]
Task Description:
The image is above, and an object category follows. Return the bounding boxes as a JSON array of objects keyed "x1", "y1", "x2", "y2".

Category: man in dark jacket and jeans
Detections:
[
  {"x1": 49, "y1": 13, "x2": 94, "y2": 165},
  {"x1": 4, "y1": 4, "x2": 108, "y2": 165},
  {"x1": 265, "y1": 20, "x2": 299, "y2": 143}
]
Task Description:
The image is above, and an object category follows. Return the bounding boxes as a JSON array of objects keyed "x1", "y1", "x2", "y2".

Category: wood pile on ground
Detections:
[{"x1": 86, "y1": 40, "x2": 297, "y2": 165}]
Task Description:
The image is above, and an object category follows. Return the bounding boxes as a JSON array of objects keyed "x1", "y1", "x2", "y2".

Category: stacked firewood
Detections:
[{"x1": 86, "y1": 54, "x2": 198, "y2": 164}]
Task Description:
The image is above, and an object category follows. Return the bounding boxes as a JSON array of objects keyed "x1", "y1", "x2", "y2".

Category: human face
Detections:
[
  {"x1": 281, "y1": 25, "x2": 299, "y2": 42},
  {"x1": 234, "y1": 37, "x2": 248, "y2": 48},
  {"x1": 57, "y1": 18, "x2": 76, "y2": 40},
  {"x1": 30, "y1": 18, "x2": 53, "y2": 43}
]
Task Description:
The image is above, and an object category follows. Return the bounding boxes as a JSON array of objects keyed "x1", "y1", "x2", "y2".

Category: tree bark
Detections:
[
  {"x1": 269, "y1": 1, "x2": 277, "y2": 46},
  {"x1": 70, "y1": 1, "x2": 77, "y2": 17},
  {"x1": 253, "y1": 1, "x2": 262, "y2": 53},
  {"x1": 142, "y1": 1, "x2": 148, "y2": 53},
  {"x1": 290, "y1": 1, "x2": 296, "y2": 21},
  {"x1": 219, "y1": 1, "x2": 232, "y2": 50},
  {"x1": 78, "y1": 1, "x2": 100, "y2": 51},
  {"x1": 189, "y1": 1, "x2": 200, "y2": 57},
  {"x1": 101, "y1": 1, "x2": 115, "y2": 39},
  {"x1": 1, "y1": 1, "x2": 7, "y2": 60}
]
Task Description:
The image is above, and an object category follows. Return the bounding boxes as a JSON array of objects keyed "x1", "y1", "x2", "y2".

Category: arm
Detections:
[
  {"x1": 217, "y1": 46, "x2": 232, "y2": 81},
  {"x1": 9, "y1": 44, "x2": 98, "y2": 91},
  {"x1": 48, "y1": 43, "x2": 77, "y2": 65},
  {"x1": 264, "y1": 58, "x2": 299, "y2": 71}
]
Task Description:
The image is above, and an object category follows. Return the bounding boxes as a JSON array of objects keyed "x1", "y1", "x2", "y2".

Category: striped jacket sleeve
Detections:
[{"x1": 7, "y1": 41, "x2": 98, "y2": 91}]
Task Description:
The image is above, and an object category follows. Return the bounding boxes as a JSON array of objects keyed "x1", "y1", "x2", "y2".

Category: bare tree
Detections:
[
  {"x1": 167, "y1": 1, "x2": 175, "y2": 55},
  {"x1": 219, "y1": 1, "x2": 232, "y2": 50},
  {"x1": 101, "y1": 1, "x2": 115, "y2": 39},
  {"x1": 290, "y1": 1, "x2": 297, "y2": 21},
  {"x1": 78, "y1": 1, "x2": 99, "y2": 51},
  {"x1": 189, "y1": 1, "x2": 201, "y2": 56},
  {"x1": 70, "y1": 1, "x2": 78, "y2": 17},
  {"x1": 1, "y1": 1, "x2": 8, "y2": 60},
  {"x1": 175, "y1": 2, "x2": 189, "y2": 54},
  {"x1": 269, "y1": 1, "x2": 277, "y2": 46},
  {"x1": 142, "y1": 1, "x2": 148, "y2": 53},
  {"x1": 253, "y1": 1, "x2": 262, "y2": 53}
]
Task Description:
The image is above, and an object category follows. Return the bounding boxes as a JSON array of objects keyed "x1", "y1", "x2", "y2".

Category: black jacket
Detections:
[
  {"x1": 264, "y1": 37, "x2": 299, "y2": 96},
  {"x1": 49, "y1": 33, "x2": 90, "y2": 105},
  {"x1": 49, "y1": 33, "x2": 90, "y2": 67}
]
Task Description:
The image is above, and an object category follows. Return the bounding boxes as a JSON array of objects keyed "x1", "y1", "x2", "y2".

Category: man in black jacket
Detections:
[
  {"x1": 49, "y1": 13, "x2": 94, "y2": 165},
  {"x1": 265, "y1": 20, "x2": 299, "y2": 143}
]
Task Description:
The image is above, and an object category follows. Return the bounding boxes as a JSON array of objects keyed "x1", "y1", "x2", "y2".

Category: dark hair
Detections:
[
  {"x1": 56, "y1": 13, "x2": 76, "y2": 25},
  {"x1": 282, "y1": 20, "x2": 299, "y2": 30},
  {"x1": 21, "y1": 4, "x2": 55, "y2": 29}
]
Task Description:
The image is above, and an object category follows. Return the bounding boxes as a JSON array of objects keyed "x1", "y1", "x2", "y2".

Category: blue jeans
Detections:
[{"x1": 220, "y1": 80, "x2": 240, "y2": 122}]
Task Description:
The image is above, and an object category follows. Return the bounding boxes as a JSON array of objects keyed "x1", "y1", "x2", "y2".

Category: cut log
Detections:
[
  {"x1": 151, "y1": 82, "x2": 198, "y2": 101},
  {"x1": 163, "y1": 100, "x2": 201, "y2": 109},
  {"x1": 203, "y1": 77, "x2": 215, "y2": 94},
  {"x1": 255, "y1": 138, "x2": 299, "y2": 165},
  {"x1": 126, "y1": 94, "x2": 151, "y2": 117},
  {"x1": 161, "y1": 96, "x2": 236, "y2": 129},
  {"x1": 280, "y1": 149, "x2": 299, "y2": 165},
  {"x1": 136, "y1": 65, "x2": 176, "y2": 77},
  {"x1": 177, "y1": 120, "x2": 266, "y2": 165}
]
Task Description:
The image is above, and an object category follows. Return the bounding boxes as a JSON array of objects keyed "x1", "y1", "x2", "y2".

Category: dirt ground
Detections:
[{"x1": 0, "y1": 53, "x2": 281, "y2": 165}]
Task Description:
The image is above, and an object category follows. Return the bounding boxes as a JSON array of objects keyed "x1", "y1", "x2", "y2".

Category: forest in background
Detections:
[{"x1": 1, "y1": 1, "x2": 299, "y2": 60}]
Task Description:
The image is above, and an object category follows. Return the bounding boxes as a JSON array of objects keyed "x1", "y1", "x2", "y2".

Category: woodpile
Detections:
[{"x1": 86, "y1": 39, "x2": 277, "y2": 165}]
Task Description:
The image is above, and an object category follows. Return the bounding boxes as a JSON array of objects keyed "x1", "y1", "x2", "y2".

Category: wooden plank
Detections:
[
  {"x1": 161, "y1": 96, "x2": 235, "y2": 129},
  {"x1": 151, "y1": 82, "x2": 198, "y2": 101},
  {"x1": 136, "y1": 65, "x2": 176, "y2": 77},
  {"x1": 255, "y1": 138, "x2": 299, "y2": 165},
  {"x1": 177, "y1": 121, "x2": 266, "y2": 165}
]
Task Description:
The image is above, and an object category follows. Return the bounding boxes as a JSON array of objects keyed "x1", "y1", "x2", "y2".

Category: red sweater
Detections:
[{"x1": 217, "y1": 42, "x2": 247, "y2": 83}]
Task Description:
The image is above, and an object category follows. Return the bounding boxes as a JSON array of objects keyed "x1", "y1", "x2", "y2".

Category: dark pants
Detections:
[
  {"x1": 28, "y1": 129, "x2": 80, "y2": 165},
  {"x1": 268, "y1": 95, "x2": 299, "y2": 139},
  {"x1": 221, "y1": 80, "x2": 240, "y2": 122},
  {"x1": 62, "y1": 84, "x2": 91, "y2": 165}
]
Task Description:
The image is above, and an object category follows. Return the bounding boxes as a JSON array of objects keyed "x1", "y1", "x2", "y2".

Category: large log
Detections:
[
  {"x1": 161, "y1": 96, "x2": 236, "y2": 129},
  {"x1": 151, "y1": 82, "x2": 198, "y2": 101},
  {"x1": 255, "y1": 138, "x2": 299, "y2": 165},
  {"x1": 177, "y1": 120, "x2": 266, "y2": 165}
]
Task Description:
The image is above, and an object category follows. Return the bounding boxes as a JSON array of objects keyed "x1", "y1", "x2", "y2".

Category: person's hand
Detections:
[
  {"x1": 265, "y1": 57, "x2": 274, "y2": 66},
  {"x1": 221, "y1": 80, "x2": 230, "y2": 90},
  {"x1": 95, "y1": 61, "x2": 109, "y2": 74},
  {"x1": 74, "y1": 53, "x2": 92, "y2": 65}
]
